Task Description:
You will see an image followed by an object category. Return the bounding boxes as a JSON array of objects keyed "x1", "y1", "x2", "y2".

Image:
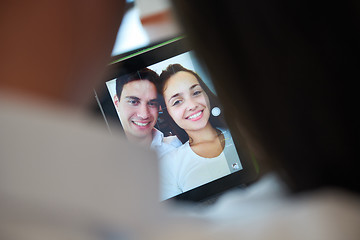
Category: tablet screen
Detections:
[{"x1": 95, "y1": 37, "x2": 258, "y2": 202}]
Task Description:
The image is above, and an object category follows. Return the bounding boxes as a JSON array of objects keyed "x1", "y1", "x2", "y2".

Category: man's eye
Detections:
[
  {"x1": 148, "y1": 101, "x2": 159, "y2": 108},
  {"x1": 128, "y1": 100, "x2": 140, "y2": 105}
]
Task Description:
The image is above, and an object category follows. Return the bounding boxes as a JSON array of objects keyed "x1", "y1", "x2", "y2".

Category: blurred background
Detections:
[{"x1": 112, "y1": 0, "x2": 182, "y2": 56}]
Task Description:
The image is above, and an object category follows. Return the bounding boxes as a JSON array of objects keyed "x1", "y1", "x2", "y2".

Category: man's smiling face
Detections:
[{"x1": 117, "y1": 79, "x2": 159, "y2": 141}]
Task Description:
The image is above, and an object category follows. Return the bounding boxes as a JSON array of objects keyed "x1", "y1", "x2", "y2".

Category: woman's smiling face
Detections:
[{"x1": 163, "y1": 71, "x2": 210, "y2": 132}]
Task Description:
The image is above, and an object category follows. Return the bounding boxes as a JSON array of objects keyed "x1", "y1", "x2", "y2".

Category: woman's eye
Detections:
[
  {"x1": 172, "y1": 99, "x2": 182, "y2": 106},
  {"x1": 193, "y1": 90, "x2": 202, "y2": 96}
]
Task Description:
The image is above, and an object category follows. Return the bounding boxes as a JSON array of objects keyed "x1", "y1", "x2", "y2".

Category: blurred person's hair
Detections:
[{"x1": 171, "y1": 0, "x2": 360, "y2": 193}]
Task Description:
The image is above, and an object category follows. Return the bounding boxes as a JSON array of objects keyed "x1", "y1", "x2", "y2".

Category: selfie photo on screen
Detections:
[{"x1": 105, "y1": 51, "x2": 242, "y2": 200}]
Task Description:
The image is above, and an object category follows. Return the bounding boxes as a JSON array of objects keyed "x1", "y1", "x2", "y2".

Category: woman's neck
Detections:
[
  {"x1": 186, "y1": 123, "x2": 225, "y2": 158},
  {"x1": 186, "y1": 123, "x2": 219, "y2": 146}
]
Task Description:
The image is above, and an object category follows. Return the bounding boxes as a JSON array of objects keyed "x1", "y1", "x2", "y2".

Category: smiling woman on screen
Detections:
[{"x1": 158, "y1": 64, "x2": 242, "y2": 200}]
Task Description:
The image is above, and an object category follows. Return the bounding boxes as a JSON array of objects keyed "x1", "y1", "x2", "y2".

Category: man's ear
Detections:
[{"x1": 114, "y1": 95, "x2": 120, "y2": 108}]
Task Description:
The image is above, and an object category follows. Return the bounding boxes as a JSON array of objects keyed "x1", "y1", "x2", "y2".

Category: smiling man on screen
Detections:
[{"x1": 116, "y1": 68, "x2": 182, "y2": 158}]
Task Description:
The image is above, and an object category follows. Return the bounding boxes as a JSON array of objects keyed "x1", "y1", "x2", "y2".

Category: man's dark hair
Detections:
[{"x1": 116, "y1": 68, "x2": 160, "y2": 99}]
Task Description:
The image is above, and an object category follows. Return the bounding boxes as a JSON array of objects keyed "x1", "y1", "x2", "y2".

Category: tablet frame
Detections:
[{"x1": 94, "y1": 36, "x2": 260, "y2": 202}]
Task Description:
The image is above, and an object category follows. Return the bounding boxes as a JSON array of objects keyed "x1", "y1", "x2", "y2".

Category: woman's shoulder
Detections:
[
  {"x1": 161, "y1": 141, "x2": 189, "y2": 161},
  {"x1": 163, "y1": 135, "x2": 182, "y2": 147},
  {"x1": 174, "y1": 141, "x2": 191, "y2": 155},
  {"x1": 166, "y1": 141, "x2": 195, "y2": 163}
]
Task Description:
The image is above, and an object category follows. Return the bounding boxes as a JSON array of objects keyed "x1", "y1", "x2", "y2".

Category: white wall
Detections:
[{"x1": 135, "y1": 0, "x2": 170, "y2": 19}]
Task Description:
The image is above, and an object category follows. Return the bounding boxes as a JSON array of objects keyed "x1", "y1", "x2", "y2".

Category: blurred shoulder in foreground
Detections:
[
  {"x1": 0, "y1": 97, "x2": 160, "y2": 239},
  {"x1": 0, "y1": 0, "x2": 161, "y2": 239}
]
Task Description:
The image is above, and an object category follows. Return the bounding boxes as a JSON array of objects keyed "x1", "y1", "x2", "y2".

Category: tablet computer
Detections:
[{"x1": 94, "y1": 36, "x2": 259, "y2": 202}]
